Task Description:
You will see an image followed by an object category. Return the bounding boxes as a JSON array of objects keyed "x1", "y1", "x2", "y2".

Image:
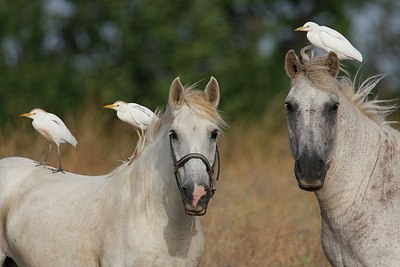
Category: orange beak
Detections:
[{"x1": 103, "y1": 104, "x2": 117, "y2": 109}]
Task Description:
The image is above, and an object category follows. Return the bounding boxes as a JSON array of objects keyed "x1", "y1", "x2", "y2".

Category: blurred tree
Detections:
[
  {"x1": 0, "y1": 0, "x2": 391, "y2": 126},
  {"x1": 350, "y1": 1, "x2": 400, "y2": 95}
]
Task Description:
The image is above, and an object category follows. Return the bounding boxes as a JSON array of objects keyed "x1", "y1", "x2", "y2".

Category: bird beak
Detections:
[
  {"x1": 295, "y1": 26, "x2": 306, "y2": 31},
  {"x1": 20, "y1": 112, "x2": 33, "y2": 117},
  {"x1": 103, "y1": 104, "x2": 116, "y2": 109}
]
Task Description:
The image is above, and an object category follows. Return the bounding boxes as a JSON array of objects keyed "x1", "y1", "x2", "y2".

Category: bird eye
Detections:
[
  {"x1": 169, "y1": 130, "x2": 178, "y2": 140},
  {"x1": 211, "y1": 129, "x2": 220, "y2": 140}
]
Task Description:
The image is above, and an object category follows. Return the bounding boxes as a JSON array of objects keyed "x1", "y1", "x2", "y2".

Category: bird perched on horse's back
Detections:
[
  {"x1": 20, "y1": 108, "x2": 77, "y2": 173},
  {"x1": 103, "y1": 101, "x2": 156, "y2": 134},
  {"x1": 104, "y1": 101, "x2": 156, "y2": 163}
]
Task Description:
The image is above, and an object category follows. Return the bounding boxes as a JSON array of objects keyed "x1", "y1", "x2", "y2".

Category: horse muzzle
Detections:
[
  {"x1": 294, "y1": 157, "x2": 327, "y2": 191},
  {"x1": 184, "y1": 204, "x2": 208, "y2": 216},
  {"x1": 180, "y1": 183, "x2": 212, "y2": 216},
  {"x1": 169, "y1": 134, "x2": 220, "y2": 216}
]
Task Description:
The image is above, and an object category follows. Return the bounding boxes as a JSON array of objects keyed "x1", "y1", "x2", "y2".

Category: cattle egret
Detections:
[
  {"x1": 104, "y1": 101, "x2": 156, "y2": 162},
  {"x1": 20, "y1": 108, "x2": 77, "y2": 173},
  {"x1": 103, "y1": 101, "x2": 155, "y2": 137},
  {"x1": 295, "y1": 21, "x2": 363, "y2": 62}
]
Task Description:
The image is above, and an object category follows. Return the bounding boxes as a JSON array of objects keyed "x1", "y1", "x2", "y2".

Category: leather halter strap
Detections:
[{"x1": 169, "y1": 134, "x2": 220, "y2": 197}]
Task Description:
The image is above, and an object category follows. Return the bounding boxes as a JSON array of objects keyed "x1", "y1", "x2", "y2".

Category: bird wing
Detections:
[
  {"x1": 46, "y1": 113, "x2": 77, "y2": 147},
  {"x1": 128, "y1": 103, "x2": 155, "y2": 117},
  {"x1": 319, "y1": 26, "x2": 363, "y2": 61},
  {"x1": 127, "y1": 103, "x2": 155, "y2": 129}
]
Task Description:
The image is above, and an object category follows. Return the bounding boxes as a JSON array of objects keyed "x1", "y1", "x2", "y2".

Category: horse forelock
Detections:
[
  {"x1": 179, "y1": 86, "x2": 225, "y2": 127},
  {"x1": 301, "y1": 52, "x2": 340, "y2": 95},
  {"x1": 295, "y1": 47, "x2": 397, "y2": 126},
  {"x1": 134, "y1": 85, "x2": 226, "y2": 157}
]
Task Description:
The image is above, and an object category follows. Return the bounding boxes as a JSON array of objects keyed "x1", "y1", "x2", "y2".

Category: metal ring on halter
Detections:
[{"x1": 169, "y1": 133, "x2": 220, "y2": 197}]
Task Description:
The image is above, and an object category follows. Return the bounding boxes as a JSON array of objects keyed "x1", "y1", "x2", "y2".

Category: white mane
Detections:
[
  {"x1": 134, "y1": 84, "x2": 226, "y2": 157},
  {"x1": 300, "y1": 46, "x2": 398, "y2": 125}
]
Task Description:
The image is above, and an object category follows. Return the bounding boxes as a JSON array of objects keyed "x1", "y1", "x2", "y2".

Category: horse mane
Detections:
[
  {"x1": 133, "y1": 83, "x2": 226, "y2": 157},
  {"x1": 299, "y1": 46, "x2": 398, "y2": 125}
]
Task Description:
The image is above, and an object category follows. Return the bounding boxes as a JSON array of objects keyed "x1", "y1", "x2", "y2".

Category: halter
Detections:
[{"x1": 169, "y1": 134, "x2": 220, "y2": 197}]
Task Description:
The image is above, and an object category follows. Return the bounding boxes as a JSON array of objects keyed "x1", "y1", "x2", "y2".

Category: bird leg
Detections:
[
  {"x1": 35, "y1": 142, "x2": 52, "y2": 167},
  {"x1": 52, "y1": 145, "x2": 65, "y2": 174},
  {"x1": 127, "y1": 129, "x2": 143, "y2": 165}
]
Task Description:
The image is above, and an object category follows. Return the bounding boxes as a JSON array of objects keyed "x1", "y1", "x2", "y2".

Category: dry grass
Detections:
[
  {"x1": 0, "y1": 99, "x2": 329, "y2": 266},
  {"x1": 200, "y1": 107, "x2": 329, "y2": 266}
]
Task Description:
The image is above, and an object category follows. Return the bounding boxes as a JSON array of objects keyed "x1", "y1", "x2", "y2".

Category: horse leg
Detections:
[
  {"x1": 3, "y1": 257, "x2": 17, "y2": 267},
  {"x1": 0, "y1": 252, "x2": 16, "y2": 267},
  {"x1": 0, "y1": 252, "x2": 5, "y2": 267}
]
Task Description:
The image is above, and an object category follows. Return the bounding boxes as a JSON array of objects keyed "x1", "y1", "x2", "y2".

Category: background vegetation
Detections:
[
  {"x1": 0, "y1": 0, "x2": 399, "y2": 266},
  {"x1": 0, "y1": 0, "x2": 399, "y2": 125}
]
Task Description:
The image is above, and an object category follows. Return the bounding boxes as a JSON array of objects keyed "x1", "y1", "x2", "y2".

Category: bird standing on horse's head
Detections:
[{"x1": 295, "y1": 21, "x2": 363, "y2": 62}]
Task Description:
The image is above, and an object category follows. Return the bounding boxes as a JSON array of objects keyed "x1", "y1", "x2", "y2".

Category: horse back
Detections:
[{"x1": 0, "y1": 157, "x2": 103, "y2": 266}]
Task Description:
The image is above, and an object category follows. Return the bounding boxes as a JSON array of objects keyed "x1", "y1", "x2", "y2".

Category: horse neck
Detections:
[
  {"x1": 315, "y1": 94, "x2": 397, "y2": 215},
  {"x1": 122, "y1": 126, "x2": 194, "y2": 225}
]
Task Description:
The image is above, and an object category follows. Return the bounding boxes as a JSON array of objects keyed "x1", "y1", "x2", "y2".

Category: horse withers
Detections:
[
  {"x1": 284, "y1": 48, "x2": 400, "y2": 266},
  {"x1": 0, "y1": 77, "x2": 225, "y2": 266}
]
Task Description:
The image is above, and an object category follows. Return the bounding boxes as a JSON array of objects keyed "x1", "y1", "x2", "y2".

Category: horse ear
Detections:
[
  {"x1": 205, "y1": 77, "x2": 220, "y2": 107},
  {"x1": 169, "y1": 77, "x2": 184, "y2": 108},
  {"x1": 285, "y1": 50, "x2": 303, "y2": 78},
  {"x1": 326, "y1": 51, "x2": 340, "y2": 77}
]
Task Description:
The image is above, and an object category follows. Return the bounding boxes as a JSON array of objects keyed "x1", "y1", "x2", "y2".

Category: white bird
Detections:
[
  {"x1": 20, "y1": 108, "x2": 77, "y2": 173},
  {"x1": 295, "y1": 21, "x2": 363, "y2": 62},
  {"x1": 103, "y1": 101, "x2": 156, "y2": 137},
  {"x1": 103, "y1": 101, "x2": 156, "y2": 163}
]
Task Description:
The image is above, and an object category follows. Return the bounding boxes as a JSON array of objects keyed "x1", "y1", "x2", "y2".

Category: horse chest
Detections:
[
  {"x1": 321, "y1": 200, "x2": 400, "y2": 266},
  {"x1": 100, "y1": 238, "x2": 203, "y2": 267},
  {"x1": 100, "y1": 218, "x2": 204, "y2": 266}
]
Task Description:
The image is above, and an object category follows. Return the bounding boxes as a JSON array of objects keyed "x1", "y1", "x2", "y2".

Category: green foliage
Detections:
[{"x1": 0, "y1": 0, "x2": 370, "y2": 125}]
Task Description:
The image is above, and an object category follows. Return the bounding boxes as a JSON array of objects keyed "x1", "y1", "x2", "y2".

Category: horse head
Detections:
[
  {"x1": 284, "y1": 49, "x2": 340, "y2": 191},
  {"x1": 167, "y1": 77, "x2": 222, "y2": 215}
]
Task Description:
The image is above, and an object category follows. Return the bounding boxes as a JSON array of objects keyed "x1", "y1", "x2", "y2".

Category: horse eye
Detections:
[
  {"x1": 284, "y1": 101, "x2": 294, "y2": 112},
  {"x1": 211, "y1": 129, "x2": 220, "y2": 140},
  {"x1": 331, "y1": 103, "x2": 339, "y2": 112},
  {"x1": 333, "y1": 103, "x2": 339, "y2": 110},
  {"x1": 169, "y1": 130, "x2": 178, "y2": 140}
]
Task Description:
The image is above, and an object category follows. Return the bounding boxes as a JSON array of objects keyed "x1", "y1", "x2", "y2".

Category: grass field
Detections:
[{"x1": 0, "y1": 98, "x2": 330, "y2": 266}]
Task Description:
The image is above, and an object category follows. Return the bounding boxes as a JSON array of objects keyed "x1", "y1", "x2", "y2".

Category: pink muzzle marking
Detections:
[{"x1": 192, "y1": 184, "x2": 206, "y2": 207}]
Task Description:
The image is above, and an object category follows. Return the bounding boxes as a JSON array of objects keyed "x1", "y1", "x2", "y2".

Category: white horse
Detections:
[
  {"x1": 0, "y1": 77, "x2": 225, "y2": 266},
  {"x1": 284, "y1": 48, "x2": 400, "y2": 266}
]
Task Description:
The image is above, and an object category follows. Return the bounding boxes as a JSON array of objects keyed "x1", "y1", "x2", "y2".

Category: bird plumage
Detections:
[
  {"x1": 20, "y1": 108, "x2": 77, "y2": 173},
  {"x1": 30, "y1": 110, "x2": 77, "y2": 147},
  {"x1": 103, "y1": 101, "x2": 156, "y2": 163},
  {"x1": 104, "y1": 101, "x2": 155, "y2": 130},
  {"x1": 295, "y1": 22, "x2": 363, "y2": 62}
]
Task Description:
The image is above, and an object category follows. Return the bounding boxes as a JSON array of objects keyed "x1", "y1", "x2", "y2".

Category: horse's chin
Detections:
[
  {"x1": 184, "y1": 204, "x2": 207, "y2": 216},
  {"x1": 298, "y1": 184, "x2": 323, "y2": 191},
  {"x1": 298, "y1": 178, "x2": 324, "y2": 191}
]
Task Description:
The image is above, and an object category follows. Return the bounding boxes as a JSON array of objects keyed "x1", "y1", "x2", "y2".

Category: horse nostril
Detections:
[
  {"x1": 203, "y1": 186, "x2": 212, "y2": 197},
  {"x1": 182, "y1": 186, "x2": 188, "y2": 194}
]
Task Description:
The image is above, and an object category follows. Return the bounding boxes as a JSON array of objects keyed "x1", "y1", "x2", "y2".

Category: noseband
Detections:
[{"x1": 169, "y1": 134, "x2": 220, "y2": 197}]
